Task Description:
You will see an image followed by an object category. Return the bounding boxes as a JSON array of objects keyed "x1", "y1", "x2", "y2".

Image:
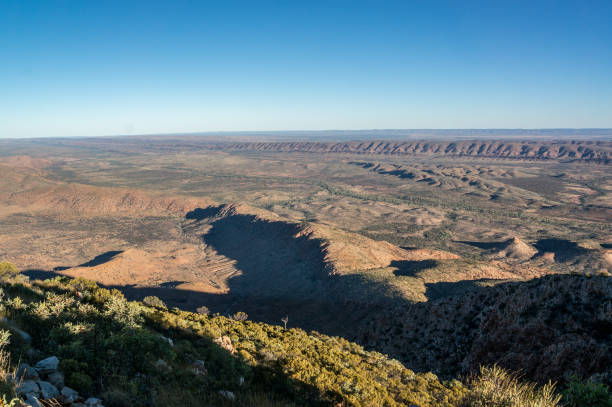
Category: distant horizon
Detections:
[
  {"x1": 3, "y1": 128, "x2": 612, "y2": 141},
  {"x1": 2, "y1": 1, "x2": 611, "y2": 138}
]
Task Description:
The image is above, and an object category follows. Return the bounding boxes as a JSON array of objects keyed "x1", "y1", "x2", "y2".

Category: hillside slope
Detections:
[
  {"x1": 0, "y1": 272, "x2": 470, "y2": 407},
  {"x1": 357, "y1": 274, "x2": 612, "y2": 383}
]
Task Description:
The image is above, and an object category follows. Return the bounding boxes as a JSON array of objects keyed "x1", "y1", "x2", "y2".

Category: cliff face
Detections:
[
  {"x1": 196, "y1": 140, "x2": 612, "y2": 163},
  {"x1": 357, "y1": 274, "x2": 612, "y2": 383}
]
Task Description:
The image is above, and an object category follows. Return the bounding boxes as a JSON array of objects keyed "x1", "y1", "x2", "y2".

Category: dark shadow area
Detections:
[
  {"x1": 186, "y1": 205, "x2": 226, "y2": 220},
  {"x1": 380, "y1": 169, "x2": 416, "y2": 179},
  {"x1": 22, "y1": 269, "x2": 64, "y2": 280},
  {"x1": 602, "y1": 243, "x2": 612, "y2": 249},
  {"x1": 78, "y1": 250, "x2": 123, "y2": 267},
  {"x1": 392, "y1": 259, "x2": 439, "y2": 277},
  {"x1": 455, "y1": 240, "x2": 505, "y2": 250},
  {"x1": 202, "y1": 213, "x2": 329, "y2": 296},
  {"x1": 159, "y1": 281, "x2": 186, "y2": 288},
  {"x1": 23, "y1": 250, "x2": 124, "y2": 279},
  {"x1": 424, "y1": 278, "x2": 496, "y2": 300},
  {"x1": 534, "y1": 238, "x2": 591, "y2": 262}
]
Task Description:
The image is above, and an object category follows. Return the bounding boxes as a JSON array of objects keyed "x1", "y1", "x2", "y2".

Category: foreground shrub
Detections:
[
  {"x1": 0, "y1": 262, "x2": 18, "y2": 279},
  {"x1": 464, "y1": 365, "x2": 562, "y2": 407},
  {"x1": 142, "y1": 296, "x2": 167, "y2": 309},
  {"x1": 562, "y1": 375, "x2": 612, "y2": 407}
]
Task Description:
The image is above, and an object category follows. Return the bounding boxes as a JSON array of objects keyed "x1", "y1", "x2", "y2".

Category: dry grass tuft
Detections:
[{"x1": 464, "y1": 365, "x2": 562, "y2": 407}]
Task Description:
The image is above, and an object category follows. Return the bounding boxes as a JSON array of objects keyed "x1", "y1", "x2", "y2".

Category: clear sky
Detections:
[{"x1": 1, "y1": 0, "x2": 611, "y2": 138}]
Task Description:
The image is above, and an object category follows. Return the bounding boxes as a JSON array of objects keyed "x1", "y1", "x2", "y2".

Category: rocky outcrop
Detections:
[
  {"x1": 193, "y1": 140, "x2": 612, "y2": 163},
  {"x1": 16, "y1": 356, "x2": 104, "y2": 407},
  {"x1": 214, "y1": 335, "x2": 236, "y2": 354}
]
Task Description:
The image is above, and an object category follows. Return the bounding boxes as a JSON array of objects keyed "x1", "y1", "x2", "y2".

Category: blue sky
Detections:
[{"x1": 1, "y1": 0, "x2": 611, "y2": 137}]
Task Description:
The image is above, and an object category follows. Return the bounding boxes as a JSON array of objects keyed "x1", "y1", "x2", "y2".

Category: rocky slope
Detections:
[{"x1": 357, "y1": 274, "x2": 612, "y2": 384}]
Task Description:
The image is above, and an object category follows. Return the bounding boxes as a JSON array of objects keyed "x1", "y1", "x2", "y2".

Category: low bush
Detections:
[{"x1": 562, "y1": 375, "x2": 612, "y2": 407}]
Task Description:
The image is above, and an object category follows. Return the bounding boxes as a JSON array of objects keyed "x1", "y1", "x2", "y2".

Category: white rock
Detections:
[
  {"x1": 219, "y1": 390, "x2": 235, "y2": 401},
  {"x1": 34, "y1": 356, "x2": 59, "y2": 374},
  {"x1": 38, "y1": 380, "x2": 59, "y2": 399},
  {"x1": 160, "y1": 335, "x2": 174, "y2": 346}
]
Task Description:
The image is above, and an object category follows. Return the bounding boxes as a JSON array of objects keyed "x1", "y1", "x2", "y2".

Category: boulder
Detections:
[
  {"x1": 34, "y1": 356, "x2": 59, "y2": 375},
  {"x1": 219, "y1": 390, "x2": 235, "y2": 401},
  {"x1": 61, "y1": 386, "x2": 80, "y2": 403},
  {"x1": 16, "y1": 380, "x2": 39, "y2": 396},
  {"x1": 0, "y1": 317, "x2": 31, "y2": 343},
  {"x1": 12, "y1": 326, "x2": 32, "y2": 343},
  {"x1": 159, "y1": 335, "x2": 174, "y2": 347},
  {"x1": 38, "y1": 380, "x2": 60, "y2": 399},
  {"x1": 154, "y1": 358, "x2": 172, "y2": 372},
  {"x1": 16, "y1": 363, "x2": 39, "y2": 381},
  {"x1": 47, "y1": 371, "x2": 64, "y2": 389},
  {"x1": 25, "y1": 393, "x2": 43, "y2": 407},
  {"x1": 190, "y1": 360, "x2": 207, "y2": 376},
  {"x1": 85, "y1": 397, "x2": 104, "y2": 407}
]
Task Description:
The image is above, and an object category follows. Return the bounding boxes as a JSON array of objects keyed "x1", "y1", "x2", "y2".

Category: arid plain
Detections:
[{"x1": 1, "y1": 136, "x2": 610, "y2": 382}]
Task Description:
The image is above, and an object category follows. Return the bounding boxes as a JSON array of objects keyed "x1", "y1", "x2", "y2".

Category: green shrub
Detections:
[
  {"x1": 0, "y1": 262, "x2": 19, "y2": 279},
  {"x1": 562, "y1": 375, "x2": 612, "y2": 407},
  {"x1": 68, "y1": 371, "x2": 95, "y2": 395},
  {"x1": 143, "y1": 296, "x2": 167, "y2": 309}
]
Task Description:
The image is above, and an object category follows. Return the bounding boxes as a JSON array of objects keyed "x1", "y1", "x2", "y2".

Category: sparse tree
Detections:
[
  {"x1": 0, "y1": 261, "x2": 19, "y2": 278},
  {"x1": 233, "y1": 311, "x2": 248, "y2": 321},
  {"x1": 196, "y1": 306, "x2": 210, "y2": 315},
  {"x1": 281, "y1": 315, "x2": 288, "y2": 329},
  {"x1": 142, "y1": 295, "x2": 166, "y2": 309}
]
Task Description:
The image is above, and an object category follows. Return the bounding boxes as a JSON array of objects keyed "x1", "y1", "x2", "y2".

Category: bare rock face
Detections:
[
  {"x1": 214, "y1": 335, "x2": 236, "y2": 354},
  {"x1": 357, "y1": 274, "x2": 612, "y2": 383}
]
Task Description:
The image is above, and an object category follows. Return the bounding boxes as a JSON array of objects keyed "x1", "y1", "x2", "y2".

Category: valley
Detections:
[{"x1": 0, "y1": 136, "x2": 610, "y2": 389}]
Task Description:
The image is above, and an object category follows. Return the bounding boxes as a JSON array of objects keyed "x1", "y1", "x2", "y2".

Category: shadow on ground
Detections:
[{"x1": 392, "y1": 259, "x2": 439, "y2": 277}]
